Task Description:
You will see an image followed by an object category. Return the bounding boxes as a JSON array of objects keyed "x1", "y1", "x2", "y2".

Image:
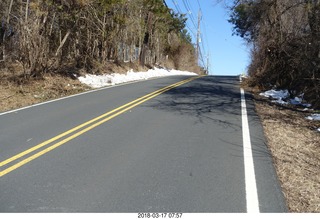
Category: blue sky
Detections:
[{"x1": 164, "y1": 0, "x2": 250, "y2": 76}]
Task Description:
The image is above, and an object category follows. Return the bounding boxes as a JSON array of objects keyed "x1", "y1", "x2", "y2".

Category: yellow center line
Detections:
[
  {"x1": 0, "y1": 76, "x2": 202, "y2": 177},
  {"x1": 0, "y1": 77, "x2": 194, "y2": 168}
]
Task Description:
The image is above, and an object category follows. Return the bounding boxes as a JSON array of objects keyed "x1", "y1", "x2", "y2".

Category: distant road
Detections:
[{"x1": 0, "y1": 76, "x2": 287, "y2": 212}]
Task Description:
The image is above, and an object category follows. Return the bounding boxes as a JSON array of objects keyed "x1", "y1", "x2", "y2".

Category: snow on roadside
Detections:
[
  {"x1": 260, "y1": 89, "x2": 320, "y2": 131},
  {"x1": 259, "y1": 89, "x2": 312, "y2": 107},
  {"x1": 306, "y1": 114, "x2": 320, "y2": 121},
  {"x1": 78, "y1": 68, "x2": 197, "y2": 88},
  {"x1": 260, "y1": 89, "x2": 289, "y2": 100},
  {"x1": 306, "y1": 114, "x2": 320, "y2": 132},
  {"x1": 259, "y1": 89, "x2": 290, "y2": 105}
]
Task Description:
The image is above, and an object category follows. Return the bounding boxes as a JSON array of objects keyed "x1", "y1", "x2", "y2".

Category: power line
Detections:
[
  {"x1": 182, "y1": 0, "x2": 197, "y2": 30},
  {"x1": 185, "y1": 0, "x2": 192, "y2": 11},
  {"x1": 186, "y1": 25, "x2": 197, "y2": 39},
  {"x1": 162, "y1": 0, "x2": 168, "y2": 7},
  {"x1": 171, "y1": 0, "x2": 182, "y2": 14},
  {"x1": 167, "y1": 0, "x2": 210, "y2": 70},
  {"x1": 196, "y1": 0, "x2": 201, "y2": 10},
  {"x1": 182, "y1": 0, "x2": 190, "y2": 11}
]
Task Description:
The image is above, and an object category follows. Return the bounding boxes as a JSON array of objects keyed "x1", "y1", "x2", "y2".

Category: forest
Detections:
[
  {"x1": 0, "y1": 0, "x2": 200, "y2": 80},
  {"x1": 229, "y1": 0, "x2": 320, "y2": 108}
]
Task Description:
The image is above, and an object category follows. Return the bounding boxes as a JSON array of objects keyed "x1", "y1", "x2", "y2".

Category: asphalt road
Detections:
[{"x1": 0, "y1": 76, "x2": 287, "y2": 212}]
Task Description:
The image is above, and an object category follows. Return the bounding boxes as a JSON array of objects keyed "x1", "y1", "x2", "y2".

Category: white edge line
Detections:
[
  {"x1": 241, "y1": 88, "x2": 260, "y2": 213},
  {"x1": 0, "y1": 76, "x2": 187, "y2": 116}
]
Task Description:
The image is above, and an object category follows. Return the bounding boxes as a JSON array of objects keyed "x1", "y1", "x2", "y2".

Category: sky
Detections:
[{"x1": 164, "y1": 0, "x2": 250, "y2": 76}]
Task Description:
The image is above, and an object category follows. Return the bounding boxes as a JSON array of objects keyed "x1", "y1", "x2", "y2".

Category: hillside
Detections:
[
  {"x1": 229, "y1": 0, "x2": 320, "y2": 108},
  {"x1": 230, "y1": 1, "x2": 320, "y2": 210},
  {"x1": 0, "y1": 0, "x2": 201, "y2": 84},
  {"x1": 1, "y1": 0, "x2": 204, "y2": 112}
]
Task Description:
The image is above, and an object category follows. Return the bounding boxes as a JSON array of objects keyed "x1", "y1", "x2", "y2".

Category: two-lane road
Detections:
[{"x1": 0, "y1": 76, "x2": 287, "y2": 212}]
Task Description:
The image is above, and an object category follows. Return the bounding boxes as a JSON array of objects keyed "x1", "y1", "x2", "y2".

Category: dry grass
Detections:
[
  {"x1": 253, "y1": 93, "x2": 320, "y2": 212},
  {"x1": 0, "y1": 61, "x2": 149, "y2": 113},
  {"x1": 0, "y1": 67, "x2": 90, "y2": 113}
]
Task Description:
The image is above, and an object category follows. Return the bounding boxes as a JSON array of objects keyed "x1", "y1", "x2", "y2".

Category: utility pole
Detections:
[{"x1": 196, "y1": 9, "x2": 201, "y2": 65}]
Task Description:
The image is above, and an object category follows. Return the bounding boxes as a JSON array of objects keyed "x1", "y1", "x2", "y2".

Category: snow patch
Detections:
[
  {"x1": 290, "y1": 96, "x2": 312, "y2": 108},
  {"x1": 260, "y1": 88, "x2": 318, "y2": 130},
  {"x1": 78, "y1": 68, "x2": 197, "y2": 88},
  {"x1": 260, "y1": 89, "x2": 289, "y2": 100},
  {"x1": 305, "y1": 114, "x2": 320, "y2": 132},
  {"x1": 306, "y1": 114, "x2": 320, "y2": 121},
  {"x1": 259, "y1": 89, "x2": 290, "y2": 105},
  {"x1": 260, "y1": 89, "x2": 312, "y2": 107}
]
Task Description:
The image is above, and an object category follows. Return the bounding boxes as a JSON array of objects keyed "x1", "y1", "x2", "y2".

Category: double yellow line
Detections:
[{"x1": 0, "y1": 76, "x2": 202, "y2": 177}]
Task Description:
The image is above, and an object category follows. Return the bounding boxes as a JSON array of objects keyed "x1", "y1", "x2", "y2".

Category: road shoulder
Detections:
[
  {"x1": 252, "y1": 92, "x2": 320, "y2": 213},
  {"x1": 242, "y1": 91, "x2": 288, "y2": 212}
]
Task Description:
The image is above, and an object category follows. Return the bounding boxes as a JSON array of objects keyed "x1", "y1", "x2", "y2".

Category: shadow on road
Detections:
[
  {"x1": 147, "y1": 76, "x2": 241, "y2": 123},
  {"x1": 145, "y1": 76, "x2": 273, "y2": 160}
]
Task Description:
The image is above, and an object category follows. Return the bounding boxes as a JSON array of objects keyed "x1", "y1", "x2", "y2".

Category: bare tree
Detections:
[
  {"x1": 229, "y1": 0, "x2": 320, "y2": 107},
  {"x1": 0, "y1": 0, "x2": 199, "y2": 80}
]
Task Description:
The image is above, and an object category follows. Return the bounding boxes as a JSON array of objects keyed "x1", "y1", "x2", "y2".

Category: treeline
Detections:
[
  {"x1": 0, "y1": 0, "x2": 199, "y2": 79},
  {"x1": 229, "y1": 0, "x2": 320, "y2": 107}
]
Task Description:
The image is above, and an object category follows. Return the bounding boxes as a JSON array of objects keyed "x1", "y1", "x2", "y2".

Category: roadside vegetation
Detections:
[
  {"x1": 228, "y1": 0, "x2": 320, "y2": 212},
  {"x1": 0, "y1": 0, "x2": 203, "y2": 112},
  {"x1": 229, "y1": 0, "x2": 320, "y2": 108},
  {"x1": 0, "y1": 0, "x2": 201, "y2": 81}
]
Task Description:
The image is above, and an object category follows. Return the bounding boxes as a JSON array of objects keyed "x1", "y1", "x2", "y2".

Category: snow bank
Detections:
[{"x1": 78, "y1": 68, "x2": 197, "y2": 88}]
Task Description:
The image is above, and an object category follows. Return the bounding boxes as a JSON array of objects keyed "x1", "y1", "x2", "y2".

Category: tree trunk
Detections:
[
  {"x1": 55, "y1": 30, "x2": 71, "y2": 57},
  {"x1": 140, "y1": 12, "x2": 153, "y2": 66},
  {"x1": 2, "y1": 0, "x2": 14, "y2": 61}
]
